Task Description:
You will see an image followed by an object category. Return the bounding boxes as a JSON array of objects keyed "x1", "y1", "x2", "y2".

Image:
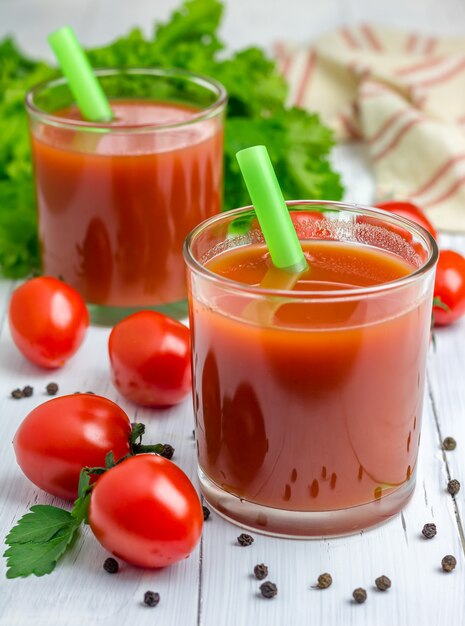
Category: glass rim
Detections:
[
  {"x1": 25, "y1": 67, "x2": 227, "y2": 133},
  {"x1": 183, "y1": 200, "x2": 439, "y2": 301}
]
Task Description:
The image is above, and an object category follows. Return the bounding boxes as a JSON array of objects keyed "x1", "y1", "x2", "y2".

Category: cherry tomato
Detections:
[
  {"x1": 13, "y1": 394, "x2": 132, "y2": 500},
  {"x1": 290, "y1": 210, "x2": 332, "y2": 239},
  {"x1": 375, "y1": 200, "x2": 437, "y2": 240},
  {"x1": 433, "y1": 249, "x2": 465, "y2": 326},
  {"x1": 89, "y1": 454, "x2": 203, "y2": 568},
  {"x1": 109, "y1": 311, "x2": 191, "y2": 407},
  {"x1": 9, "y1": 276, "x2": 89, "y2": 368}
]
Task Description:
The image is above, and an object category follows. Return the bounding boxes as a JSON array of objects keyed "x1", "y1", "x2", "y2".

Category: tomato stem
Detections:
[
  {"x1": 128, "y1": 423, "x2": 175, "y2": 459},
  {"x1": 433, "y1": 296, "x2": 450, "y2": 312},
  {"x1": 129, "y1": 422, "x2": 145, "y2": 447},
  {"x1": 132, "y1": 443, "x2": 175, "y2": 460}
]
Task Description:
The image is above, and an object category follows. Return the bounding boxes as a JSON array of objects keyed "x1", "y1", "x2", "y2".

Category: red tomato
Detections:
[
  {"x1": 9, "y1": 276, "x2": 89, "y2": 368},
  {"x1": 109, "y1": 311, "x2": 191, "y2": 407},
  {"x1": 13, "y1": 395, "x2": 132, "y2": 500},
  {"x1": 433, "y1": 249, "x2": 465, "y2": 326},
  {"x1": 375, "y1": 200, "x2": 437, "y2": 240},
  {"x1": 89, "y1": 454, "x2": 203, "y2": 568},
  {"x1": 290, "y1": 210, "x2": 331, "y2": 239}
]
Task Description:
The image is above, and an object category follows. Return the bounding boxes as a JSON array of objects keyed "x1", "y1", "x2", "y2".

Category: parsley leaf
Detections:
[
  {"x1": 5, "y1": 505, "x2": 74, "y2": 544},
  {"x1": 4, "y1": 488, "x2": 91, "y2": 578},
  {"x1": 4, "y1": 526, "x2": 78, "y2": 579},
  {"x1": 3, "y1": 505, "x2": 80, "y2": 578},
  {"x1": 0, "y1": 0, "x2": 343, "y2": 278}
]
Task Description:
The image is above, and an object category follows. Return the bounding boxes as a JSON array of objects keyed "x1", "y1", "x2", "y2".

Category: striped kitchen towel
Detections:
[{"x1": 275, "y1": 26, "x2": 465, "y2": 231}]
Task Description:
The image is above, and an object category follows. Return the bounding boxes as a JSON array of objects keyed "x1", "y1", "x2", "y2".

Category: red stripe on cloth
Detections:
[
  {"x1": 411, "y1": 154, "x2": 465, "y2": 198},
  {"x1": 348, "y1": 60, "x2": 371, "y2": 78},
  {"x1": 372, "y1": 118, "x2": 422, "y2": 162},
  {"x1": 367, "y1": 109, "x2": 408, "y2": 145},
  {"x1": 362, "y1": 90, "x2": 387, "y2": 98},
  {"x1": 413, "y1": 57, "x2": 465, "y2": 87},
  {"x1": 424, "y1": 37, "x2": 438, "y2": 55},
  {"x1": 406, "y1": 33, "x2": 418, "y2": 53},
  {"x1": 274, "y1": 41, "x2": 285, "y2": 65},
  {"x1": 422, "y1": 174, "x2": 465, "y2": 208},
  {"x1": 339, "y1": 112, "x2": 361, "y2": 139},
  {"x1": 274, "y1": 41, "x2": 285, "y2": 60},
  {"x1": 361, "y1": 24, "x2": 383, "y2": 51},
  {"x1": 295, "y1": 51, "x2": 316, "y2": 107},
  {"x1": 340, "y1": 27, "x2": 358, "y2": 49},
  {"x1": 360, "y1": 84, "x2": 390, "y2": 98},
  {"x1": 395, "y1": 56, "x2": 446, "y2": 76},
  {"x1": 282, "y1": 55, "x2": 292, "y2": 79},
  {"x1": 274, "y1": 42, "x2": 293, "y2": 79}
]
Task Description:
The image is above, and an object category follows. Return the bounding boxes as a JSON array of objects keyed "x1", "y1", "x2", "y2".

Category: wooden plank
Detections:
[
  {"x1": 0, "y1": 223, "x2": 465, "y2": 625},
  {"x1": 1, "y1": 0, "x2": 465, "y2": 622},
  {"x1": 427, "y1": 233, "x2": 465, "y2": 570},
  {"x1": 200, "y1": 390, "x2": 465, "y2": 626},
  {"x1": 0, "y1": 312, "x2": 200, "y2": 626}
]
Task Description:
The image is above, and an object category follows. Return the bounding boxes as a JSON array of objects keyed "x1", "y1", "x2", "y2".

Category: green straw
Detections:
[
  {"x1": 48, "y1": 26, "x2": 113, "y2": 122},
  {"x1": 236, "y1": 145, "x2": 308, "y2": 274}
]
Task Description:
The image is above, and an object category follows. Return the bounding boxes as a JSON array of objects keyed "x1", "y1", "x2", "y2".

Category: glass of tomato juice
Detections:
[
  {"x1": 184, "y1": 201, "x2": 438, "y2": 537},
  {"x1": 26, "y1": 69, "x2": 226, "y2": 322}
]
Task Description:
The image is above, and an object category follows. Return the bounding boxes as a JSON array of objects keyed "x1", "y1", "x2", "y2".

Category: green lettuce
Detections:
[{"x1": 0, "y1": 0, "x2": 342, "y2": 277}]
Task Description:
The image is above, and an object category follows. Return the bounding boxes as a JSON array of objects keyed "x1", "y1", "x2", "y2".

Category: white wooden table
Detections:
[{"x1": 1, "y1": 1, "x2": 465, "y2": 625}]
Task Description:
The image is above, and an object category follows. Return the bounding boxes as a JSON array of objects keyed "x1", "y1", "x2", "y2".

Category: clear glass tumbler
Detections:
[
  {"x1": 184, "y1": 201, "x2": 438, "y2": 538},
  {"x1": 26, "y1": 68, "x2": 226, "y2": 323}
]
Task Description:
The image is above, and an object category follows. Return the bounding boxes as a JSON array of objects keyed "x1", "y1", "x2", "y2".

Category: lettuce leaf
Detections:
[{"x1": 0, "y1": 0, "x2": 342, "y2": 277}]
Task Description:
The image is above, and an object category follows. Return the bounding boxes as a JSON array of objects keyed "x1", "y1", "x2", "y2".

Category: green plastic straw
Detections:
[
  {"x1": 236, "y1": 145, "x2": 307, "y2": 273},
  {"x1": 48, "y1": 26, "x2": 113, "y2": 122}
]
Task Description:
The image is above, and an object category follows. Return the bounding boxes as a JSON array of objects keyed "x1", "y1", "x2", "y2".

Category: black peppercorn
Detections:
[
  {"x1": 22, "y1": 385, "x2": 33, "y2": 397},
  {"x1": 202, "y1": 506, "x2": 211, "y2": 521},
  {"x1": 375, "y1": 575, "x2": 391, "y2": 591},
  {"x1": 353, "y1": 587, "x2": 367, "y2": 604},
  {"x1": 46, "y1": 382, "x2": 59, "y2": 396},
  {"x1": 422, "y1": 523, "x2": 437, "y2": 539},
  {"x1": 11, "y1": 389, "x2": 23, "y2": 399},
  {"x1": 441, "y1": 555, "x2": 457, "y2": 572},
  {"x1": 143, "y1": 591, "x2": 160, "y2": 607},
  {"x1": 254, "y1": 563, "x2": 268, "y2": 580},
  {"x1": 103, "y1": 557, "x2": 119, "y2": 574},
  {"x1": 447, "y1": 479, "x2": 461, "y2": 495},
  {"x1": 316, "y1": 573, "x2": 332, "y2": 589},
  {"x1": 159, "y1": 444, "x2": 174, "y2": 460},
  {"x1": 259, "y1": 581, "x2": 277, "y2": 598},
  {"x1": 237, "y1": 533, "x2": 254, "y2": 546},
  {"x1": 443, "y1": 437, "x2": 457, "y2": 451},
  {"x1": 85, "y1": 391, "x2": 95, "y2": 395}
]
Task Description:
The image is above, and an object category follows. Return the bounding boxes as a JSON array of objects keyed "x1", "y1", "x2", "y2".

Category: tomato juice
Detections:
[
  {"x1": 27, "y1": 70, "x2": 226, "y2": 311},
  {"x1": 186, "y1": 205, "x2": 437, "y2": 536}
]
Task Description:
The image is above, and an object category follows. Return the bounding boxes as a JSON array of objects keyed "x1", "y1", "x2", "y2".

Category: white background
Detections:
[{"x1": 1, "y1": 0, "x2": 465, "y2": 59}]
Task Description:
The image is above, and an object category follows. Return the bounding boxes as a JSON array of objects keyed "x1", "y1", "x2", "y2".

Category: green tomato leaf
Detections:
[
  {"x1": 77, "y1": 468, "x2": 91, "y2": 499},
  {"x1": 129, "y1": 422, "x2": 145, "y2": 447},
  {"x1": 105, "y1": 451, "x2": 115, "y2": 469},
  {"x1": 70, "y1": 492, "x2": 91, "y2": 525}
]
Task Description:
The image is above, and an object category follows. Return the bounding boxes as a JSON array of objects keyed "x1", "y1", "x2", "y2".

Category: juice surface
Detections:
[
  {"x1": 32, "y1": 100, "x2": 223, "y2": 306},
  {"x1": 191, "y1": 240, "x2": 431, "y2": 511}
]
